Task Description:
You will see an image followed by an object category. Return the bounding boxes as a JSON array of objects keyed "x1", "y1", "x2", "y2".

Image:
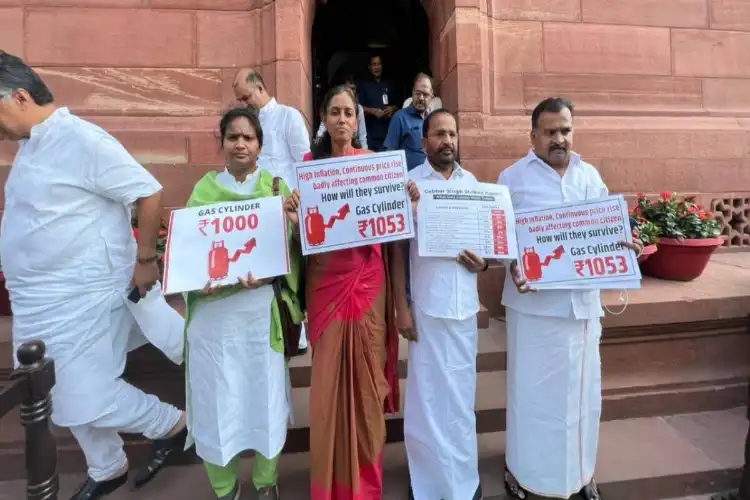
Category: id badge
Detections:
[{"x1": 382, "y1": 93, "x2": 389, "y2": 106}]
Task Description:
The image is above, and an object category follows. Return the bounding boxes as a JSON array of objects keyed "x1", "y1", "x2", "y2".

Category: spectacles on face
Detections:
[{"x1": 413, "y1": 91, "x2": 432, "y2": 100}]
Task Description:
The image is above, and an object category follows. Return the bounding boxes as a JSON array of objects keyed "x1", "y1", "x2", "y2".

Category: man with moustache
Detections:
[
  {"x1": 498, "y1": 98, "x2": 642, "y2": 500},
  {"x1": 232, "y1": 68, "x2": 310, "y2": 355},
  {"x1": 401, "y1": 109, "x2": 487, "y2": 500},
  {"x1": 384, "y1": 73, "x2": 434, "y2": 171}
]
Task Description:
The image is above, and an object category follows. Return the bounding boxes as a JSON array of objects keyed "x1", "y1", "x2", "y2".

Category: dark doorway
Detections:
[{"x1": 310, "y1": 0, "x2": 430, "y2": 132}]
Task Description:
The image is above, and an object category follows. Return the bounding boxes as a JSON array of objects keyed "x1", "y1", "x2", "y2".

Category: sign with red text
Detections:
[
  {"x1": 514, "y1": 195, "x2": 641, "y2": 290},
  {"x1": 161, "y1": 197, "x2": 290, "y2": 295},
  {"x1": 294, "y1": 150, "x2": 415, "y2": 255},
  {"x1": 416, "y1": 181, "x2": 518, "y2": 260}
]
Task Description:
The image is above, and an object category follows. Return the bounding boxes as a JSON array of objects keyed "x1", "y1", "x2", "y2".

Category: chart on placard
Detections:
[{"x1": 416, "y1": 181, "x2": 518, "y2": 260}]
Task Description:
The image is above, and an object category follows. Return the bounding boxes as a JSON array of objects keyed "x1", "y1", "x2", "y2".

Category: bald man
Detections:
[{"x1": 232, "y1": 69, "x2": 310, "y2": 355}]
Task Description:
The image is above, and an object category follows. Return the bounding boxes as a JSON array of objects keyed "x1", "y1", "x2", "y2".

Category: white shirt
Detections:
[
  {"x1": 315, "y1": 104, "x2": 368, "y2": 150},
  {"x1": 1, "y1": 107, "x2": 162, "y2": 425},
  {"x1": 409, "y1": 159, "x2": 480, "y2": 320},
  {"x1": 216, "y1": 167, "x2": 261, "y2": 195},
  {"x1": 257, "y1": 98, "x2": 310, "y2": 188},
  {"x1": 499, "y1": 149, "x2": 608, "y2": 320}
]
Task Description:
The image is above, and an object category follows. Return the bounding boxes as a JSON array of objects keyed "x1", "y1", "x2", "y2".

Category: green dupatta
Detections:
[{"x1": 183, "y1": 169, "x2": 304, "y2": 354}]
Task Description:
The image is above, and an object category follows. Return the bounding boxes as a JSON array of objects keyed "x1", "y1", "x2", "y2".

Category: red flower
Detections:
[
  {"x1": 132, "y1": 228, "x2": 140, "y2": 240},
  {"x1": 660, "y1": 191, "x2": 673, "y2": 200},
  {"x1": 636, "y1": 192, "x2": 646, "y2": 200}
]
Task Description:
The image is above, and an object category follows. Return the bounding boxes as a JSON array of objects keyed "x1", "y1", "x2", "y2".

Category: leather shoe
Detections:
[
  {"x1": 132, "y1": 427, "x2": 187, "y2": 488},
  {"x1": 69, "y1": 473, "x2": 127, "y2": 500}
]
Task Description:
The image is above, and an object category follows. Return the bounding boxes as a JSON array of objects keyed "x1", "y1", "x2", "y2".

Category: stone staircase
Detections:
[{"x1": 1, "y1": 254, "x2": 749, "y2": 499}]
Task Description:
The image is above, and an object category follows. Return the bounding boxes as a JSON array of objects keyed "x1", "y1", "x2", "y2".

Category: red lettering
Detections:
[
  {"x1": 358, "y1": 214, "x2": 406, "y2": 238},
  {"x1": 574, "y1": 256, "x2": 629, "y2": 278},
  {"x1": 208, "y1": 214, "x2": 260, "y2": 234}
]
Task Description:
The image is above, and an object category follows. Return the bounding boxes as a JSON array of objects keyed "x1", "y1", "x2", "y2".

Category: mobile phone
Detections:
[{"x1": 127, "y1": 287, "x2": 142, "y2": 304}]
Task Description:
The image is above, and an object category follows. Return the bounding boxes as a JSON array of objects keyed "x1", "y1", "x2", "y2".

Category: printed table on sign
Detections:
[
  {"x1": 415, "y1": 180, "x2": 518, "y2": 260},
  {"x1": 294, "y1": 150, "x2": 415, "y2": 256},
  {"x1": 162, "y1": 197, "x2": 290, "y2": 295},
  {"x1": 514, "y1": 195, "x2": 641, "y2": 290}
]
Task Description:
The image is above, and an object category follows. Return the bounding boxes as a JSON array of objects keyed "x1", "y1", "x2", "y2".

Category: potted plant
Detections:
[
  {"x1": 631, "y1": 219, "x2": 660, "y2": 264},
  {"x1": 0, "y1": 261, "x2": 10, "y2": 316},
  {"x1": 132, "y1": 214, "x2": 169, "y2": 278},
  {"x1": 633, "y1": 191, "x2": 723, "y2": 281}
]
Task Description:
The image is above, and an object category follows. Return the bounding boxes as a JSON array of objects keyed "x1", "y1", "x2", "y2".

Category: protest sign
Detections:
[
  {"x1": 162, "y1": 197, "x2": 290, "y2": 295},
  {"x1": 416, "y1": 180, "x2": 518, "y2": 260},
  {"x1": 514, "y1": 195, "x2": 641, "y2": 290},
  {"x1": 295, "y1": 150, "x2": 415, "y2": 255}
]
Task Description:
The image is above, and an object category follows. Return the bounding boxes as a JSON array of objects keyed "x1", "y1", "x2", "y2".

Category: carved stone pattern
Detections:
[{"x1": 710, "y1": 198, "x2": 750, "y2": 247}]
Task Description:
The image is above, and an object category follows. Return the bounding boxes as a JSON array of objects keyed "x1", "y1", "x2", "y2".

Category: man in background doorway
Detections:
[
  {"x1": 384, "y1": 73, "x2": 434, "y2": 171},
  {"x1": 402, "y1": 73, "x2": 442, "y2": 114},
  {"x1": 316, "y1": 76, "x2": 367, "y2": 149},
  {"x1": 232, "y1": 68, "x2": 310, "y2": 355},
  {"x1": 358, "y1": 55, "x2": 397, "y2": 152}
]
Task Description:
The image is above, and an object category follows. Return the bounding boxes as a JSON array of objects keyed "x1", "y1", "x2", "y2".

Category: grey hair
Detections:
[
  {"x1": 0, "y1": 51, "x2": 54, "y2": 105},
  {"x1": 245, "y1": 71, "x2": 266, "y2": 91}
]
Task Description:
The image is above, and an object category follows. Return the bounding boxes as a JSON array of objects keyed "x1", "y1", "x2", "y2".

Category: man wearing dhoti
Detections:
[
  {"x1": 233, "y1": 69, "x2": 311, "y2": 355},
  {"x1": 0, "y1": 52, "x2": 187, "y2": 500},
  {"x1": 499, "y1": 97, "x2": 641, "y2": 500},
  {"x1": 402, "y1": 109, "x2": 487, "y2": 500}
]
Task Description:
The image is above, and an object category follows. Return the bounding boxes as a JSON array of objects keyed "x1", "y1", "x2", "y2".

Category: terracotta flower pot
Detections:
[
  {"x1": 640, "y1": 237, "x2": 723, "y2": 281},
  {"x1": 0, "y1": 272, "x2": 12, "y2": 316},
  {"x1": 637, "y1": 244, "x2": 658, "y2": 264}
]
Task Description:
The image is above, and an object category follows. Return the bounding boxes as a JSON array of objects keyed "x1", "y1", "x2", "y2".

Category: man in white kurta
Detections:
[
  {"x1": 0, "y1": 52, "x2": 187, "y2": 500},
  {"x1": 232, "y1": 69, "x2": 311, "y2": 354},
  {"x1": 499, "y1": 98, "x2": 640, "y2": 500},
  {"x1": 403, "y1": 110, "x2": 486, "y2": 500}
]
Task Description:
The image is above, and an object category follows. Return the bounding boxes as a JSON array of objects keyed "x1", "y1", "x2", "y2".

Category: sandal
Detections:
[{"x1": 504, "y1": 467, "x2": 528, "y2": 500}]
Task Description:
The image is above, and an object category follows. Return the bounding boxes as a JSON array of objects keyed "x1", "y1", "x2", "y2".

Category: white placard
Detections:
[
  {"x1": 295, "y1": 150, "x2": 415, "y2": 255},
  {"x1": 514, "y1": 195, "x2": 641, "y2": 290},
  {"x1": 162, "y1": 197, "x2": 290, "y2": 295},
  {"x1": 416, "y1": 180, "x2": 518, "y2": 260}
]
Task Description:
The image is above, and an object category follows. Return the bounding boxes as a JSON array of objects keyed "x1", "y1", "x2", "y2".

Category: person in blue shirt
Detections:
[
  {"x1": 384, "y1": 73, "x2": 434, "y2": 171},
  {"x1": 358, "y1": 55, "x2": 398, "y2": 152}
]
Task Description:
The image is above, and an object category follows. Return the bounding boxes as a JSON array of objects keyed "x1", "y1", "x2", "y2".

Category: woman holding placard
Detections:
[
  {"x1": 183, "y1": 107, "x2": 304, "y2": 500},
  {"x1": 284, "y1": 85, "x2": 417, "y2": 500}
]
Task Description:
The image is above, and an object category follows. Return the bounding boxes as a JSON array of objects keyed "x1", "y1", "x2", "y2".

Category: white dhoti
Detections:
[
  {"x1": 505, "y1": 308, "x2": 603, "y2": 498},
  {"x1": 185, "y1": 285, "x2": 290, "y2": 466},
  {"x1": 404, "y1": 305, "x2": 480, "y2": 500}
]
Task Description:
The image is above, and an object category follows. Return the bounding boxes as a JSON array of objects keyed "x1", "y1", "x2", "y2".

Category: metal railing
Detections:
[{"x1": 0, "y1": 340, "x2": 59, "y2": 499}]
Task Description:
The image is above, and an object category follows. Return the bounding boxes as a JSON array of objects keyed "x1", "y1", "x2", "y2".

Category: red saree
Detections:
[{"x1": 305, "y1": 149, "x2": 400, "y2": 500}]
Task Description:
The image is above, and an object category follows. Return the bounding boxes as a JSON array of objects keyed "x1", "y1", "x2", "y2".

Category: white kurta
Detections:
[
  {"x1": 185, "y1": 168, "x2": 290, "y2": 467},
  {"x1": 404, "y1": 160, "x2": 481, "y2": 500},
  {"x1": 1, "y1": 107, "x2": 167, "y2": 427},
  {"x1": 257, "y1": 97, "x2": 310, "y2": 189},
  {"x1": 499, "y1": 149, "x2": 608, "y2": 498}
]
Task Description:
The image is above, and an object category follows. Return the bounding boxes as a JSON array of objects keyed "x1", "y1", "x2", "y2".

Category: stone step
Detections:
[
  {"x1": 0, "y1": 409, "x2": 745, "y2": 500},
  {"x1": 0, "y1": 320, "x2": 746, "y2": 480}
]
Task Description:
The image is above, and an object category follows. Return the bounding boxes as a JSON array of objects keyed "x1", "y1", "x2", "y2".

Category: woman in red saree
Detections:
[{"x1": 284, "y1": 84, "x2": 416, "y2": 499}]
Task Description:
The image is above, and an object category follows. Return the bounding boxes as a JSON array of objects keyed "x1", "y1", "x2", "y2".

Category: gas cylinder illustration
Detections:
[
  {"x1": 208, "y1": 240, "x2": 230, "y2": 281},
  {"x1": 305, "y1": 206, "x2": 326, "y2": 246},
  {"x1": 522, "y1": 247, "x2": 543, "y2": 282}
]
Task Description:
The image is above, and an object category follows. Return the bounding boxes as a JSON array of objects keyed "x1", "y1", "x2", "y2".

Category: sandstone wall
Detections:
[
  {"x1": 423, "y1": 0, "x2": 750, "y2": 312},
  {"x1": 0, "y1": 0, "x2": 314, "y2": 214}
]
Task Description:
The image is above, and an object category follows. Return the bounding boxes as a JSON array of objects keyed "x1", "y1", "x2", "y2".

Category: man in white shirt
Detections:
[
  {"x1": 402, "y1": 109, "x2": 487, "y2": 500},
  {"x1": 499, "y1": 98, "x2": 641, "y2": 500},
  {"x1": 232, "y1": 68, "x2": 311, "y2": 354},
  {"x1": 0, "y1": 51, "x2": 187, "y2": 500}
]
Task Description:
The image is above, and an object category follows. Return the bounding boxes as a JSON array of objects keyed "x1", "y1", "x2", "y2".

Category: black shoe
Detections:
[
  {"x1": 132, "y1": 427, "x2": 187, "y2": 489},
  {"x1": 473, "y1": 483, "x2": 483, "y2": 500},
  {"x1": 70, "y1": 473, "x2": 127, "y2": 500},
  {"x1": 579, "y1": 479, "x2": 602, "y2": 500}
]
